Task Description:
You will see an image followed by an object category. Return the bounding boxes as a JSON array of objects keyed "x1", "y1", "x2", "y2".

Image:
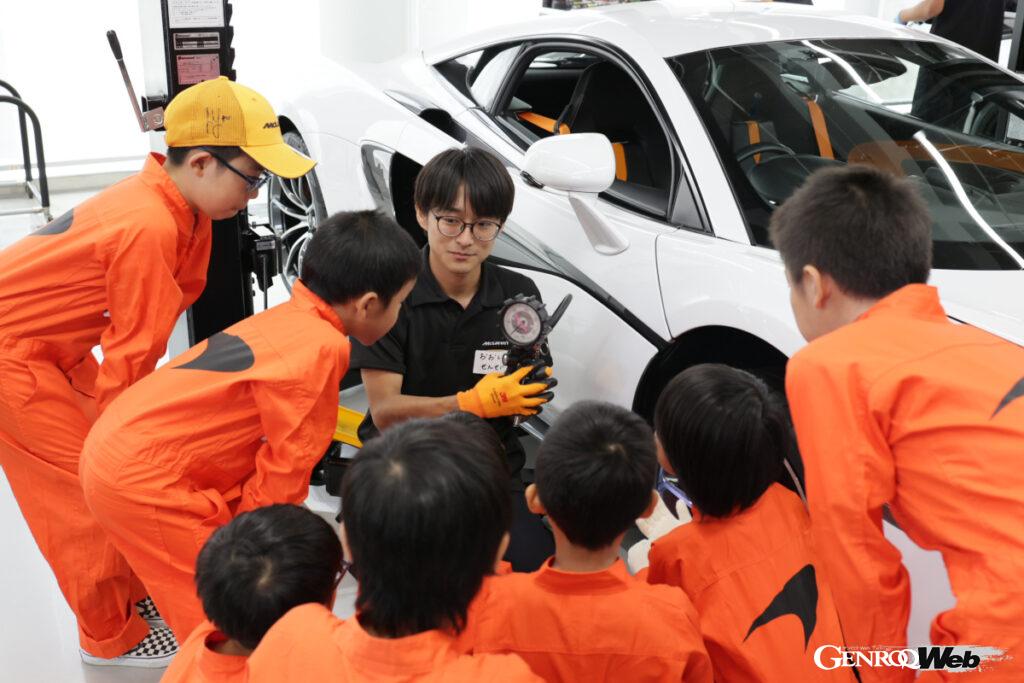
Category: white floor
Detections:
[{"x1": 0, "y1": 182, "x2": 359, "y2": 682}]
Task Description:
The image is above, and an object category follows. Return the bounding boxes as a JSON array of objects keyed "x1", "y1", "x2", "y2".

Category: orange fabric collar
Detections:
[
  {"x1": 197, "y1": 627, "x2": 248, "y2": 678},
  {"x1": 339, "y1": 619, "x2": 457, "y2": 675},
  {"x1": 137, "y1": 152, "x2": 206, "y2": 238},
  {"x1": 533, "y1": 557, "x2": 631, "y2": 595},
  {"x1": 291, "y1": 279, "x2": 346, "y2": 333},
  {"x1": 857, "y1": 284, "x2": 945, "y2": 323},
  {"x1": 690, "y1": 481, "x2": 788, "y2": 524}
]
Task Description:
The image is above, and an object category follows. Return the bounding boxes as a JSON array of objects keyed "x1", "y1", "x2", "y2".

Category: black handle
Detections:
[{"x1": 107, "y1": 30, "x2": 123, "y2": 60}]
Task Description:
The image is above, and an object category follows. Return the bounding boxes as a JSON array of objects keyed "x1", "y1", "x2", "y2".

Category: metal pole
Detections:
[{"x1": 0, "y1": 79, "x2": 33, "y2": 184}]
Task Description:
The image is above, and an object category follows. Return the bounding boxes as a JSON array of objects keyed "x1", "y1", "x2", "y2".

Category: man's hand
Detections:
[{"x1": 457, "y1": 365, "x2": 555, "y2": 419}]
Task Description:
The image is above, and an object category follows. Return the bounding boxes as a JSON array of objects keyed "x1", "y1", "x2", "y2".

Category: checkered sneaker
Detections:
[
  {"x1": 80, "y1": 626, "x2": 179, "y2": 668},
  {"x1": 135, "y1": 596, "x2": 165, "y2": 626}
]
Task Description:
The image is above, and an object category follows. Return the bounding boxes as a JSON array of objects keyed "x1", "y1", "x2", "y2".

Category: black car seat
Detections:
[{"x1": 554, "y1": 62, "x2": 672, "y2": 190}]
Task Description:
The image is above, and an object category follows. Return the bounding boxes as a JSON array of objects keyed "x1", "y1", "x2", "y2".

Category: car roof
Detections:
[{"x1": 423, "y1": 0, "x2": 930, "y2": 64}]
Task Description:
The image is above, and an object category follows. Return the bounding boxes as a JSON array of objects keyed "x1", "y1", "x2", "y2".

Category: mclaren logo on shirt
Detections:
[
  {"x1": 35, "y1": 209, "x2": 74, "y2": 235},
  {"x1": 992, "y1": 377, "x2": 1024, "y2": 417},
  {"x1": 744, "y1": 564, "x2": 818, "y2": 649},
  {"x1": 173, "y1": 332, "x2": 255, "y2": 372}
]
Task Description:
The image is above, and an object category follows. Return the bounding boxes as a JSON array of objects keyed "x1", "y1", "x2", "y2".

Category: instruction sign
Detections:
[
  {"x1": 176, "y1": 53, "x2": 221, "y2": 84},
  {"x1": 168, "y1": 0, "x2": 225, "y2": 28}
]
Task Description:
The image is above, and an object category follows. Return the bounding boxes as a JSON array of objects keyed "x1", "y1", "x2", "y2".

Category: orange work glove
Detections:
[{"x1": 457, "y1": 365, "x2": 555, "y2": 419}]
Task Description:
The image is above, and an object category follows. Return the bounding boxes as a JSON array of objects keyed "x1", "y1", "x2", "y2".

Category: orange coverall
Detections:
[
  {"x1": 246, "y1": 603, "x2": 544, "y2": 682},
  {"x1": 159, "y1": 620, "x2": 246, "y2": 683},
  {"x1": 786, "y1": 284, "x2": 1024, "y2": 682},
  {"x1": 459, "y1": 558, "x2": 714, "y2": 682},
  {"x1": 646, "y1": 483, "x2": 856, "y2": 682},
  {"x1": 0, "y1": 152, "x2": 211, "y2": 656},
  {"x1": 80, "y1": 279, "x2": 350, "y2": 641}
]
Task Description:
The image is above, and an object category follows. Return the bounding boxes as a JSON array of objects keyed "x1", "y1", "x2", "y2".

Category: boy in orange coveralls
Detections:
[
  {"x1": 460, "y1": 400, "x2": 713, "y2": 683},
  {"x1": 0, "y1": 76, "x2": 314, "y2": 666},
  {"x1": 774, "y1": 165, "x2": 1024, "y2": 681},
  {"x1": 80, "y1": 210, "x2": 419, "y2": 643},
  {"x1": 161, "y1": 504, "x2": 342, "y2": 683},
  {"x1": 647, "y1": 363, "x2": 854, "y2": 682},
  {"x1": 246, "y1": 418, "x2": 543, "y2": 683}
]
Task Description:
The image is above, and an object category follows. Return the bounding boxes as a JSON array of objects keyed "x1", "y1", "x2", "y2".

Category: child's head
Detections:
[
  {"x1": 770, "y1": 165, "x2": 932, "y2": 341},
  {"x1": 301, "y1": 210, "x2": 421, "y2": 345},
  {"x1": 414, "y1": 147, "x2": 514, "y2": 277},
  {"x1": 162, "y1": 77, "x2": 315, "y2": 220},
  {"x1": 441, "y1": 410, "x2": 508, "y2": 468},
  {"x1": 341, "y1": 418, "x2": 511, "y2": 637},
  {"x1": 530, "y1": 401, "x2": 658, "y2": 551},
  {"x1": 195, "y1": 504, "x2": 342, "y2": 651},
  {"x1": 654, "y1": 364, "x2": 793, "y2": 519}
]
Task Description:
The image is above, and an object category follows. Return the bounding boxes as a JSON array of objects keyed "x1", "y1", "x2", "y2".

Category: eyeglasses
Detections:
[
  {"x1": 432, "y1": 213, "x2": 503, "y2": 242},
  {"x1": 203, "y1": 147, "x2": 270, "y2": 192}
]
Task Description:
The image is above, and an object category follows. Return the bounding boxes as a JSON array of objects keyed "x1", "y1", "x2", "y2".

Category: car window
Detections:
[
  {"x1": 434, "y1": 45, "x2": 523, "y2": 110},
  {"x1": 670, "y1": 39, "x2": 1024, "y2": 269},
  {"x1": 493, "y1": 48, "x2": 674, "y2": 219}
]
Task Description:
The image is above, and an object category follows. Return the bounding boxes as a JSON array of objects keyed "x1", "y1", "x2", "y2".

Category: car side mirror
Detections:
[
  {"x1": 522, "y1": 133, "x2": 615, "y2": 193},
  {"x1": 521, "y1": 133, "x2": 628, "y2": 255}
]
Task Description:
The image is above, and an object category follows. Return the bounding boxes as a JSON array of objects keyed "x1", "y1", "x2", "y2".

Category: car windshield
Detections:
[{"x1": 669, "y1": 39, "x2": 1024, "y2": 270}]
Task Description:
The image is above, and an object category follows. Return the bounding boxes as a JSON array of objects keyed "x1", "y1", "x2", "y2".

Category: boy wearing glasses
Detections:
[
  {"x1": 162, "y1": 504, "x2": 344, "y2": 683},
  {"x1": 0, "y1": 76, "x2": 311, "y2": 666},
  {"x1": 351, "y1": 147, "x2": 556, "y2": 571},
  {"x1": 80, "y1": 211, "x2": 421, "y2": 644}
]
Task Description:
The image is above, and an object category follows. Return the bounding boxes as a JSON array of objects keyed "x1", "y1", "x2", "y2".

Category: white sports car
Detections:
[{"x1": 269, "y1": 0, "x2": 1024, "y2": 640}]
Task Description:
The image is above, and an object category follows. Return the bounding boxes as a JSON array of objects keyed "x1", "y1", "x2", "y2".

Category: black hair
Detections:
[
  {"x1": 341, "y1": 418, "x2": 511, "y2": 637},
  {"x1": 300, "y1": 210, "x2": 421, "y2": 306},
  {"x1": 441, "y1": 410, "x2": 508, "y2": 473},
  {"x1": 194, "y1": 504, "x2": 342, "y2": 650},
  {"x1": 769, "y1": 164, "x2": 932, "y2": 299},
  {"x1": 414, "y1": 147, "x2": 514, "y2": 221},
  {"x1": 535, "y1": 401, "x2": 657, "y2": 551},
  {"x1": 654, "y1": 364, "x2": 792, "y2": 519},
  {"x1": 165, "y1": 145, "x2": 244, "y2": 166}
]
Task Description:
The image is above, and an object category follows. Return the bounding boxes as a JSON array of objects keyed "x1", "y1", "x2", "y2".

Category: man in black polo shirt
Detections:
[
  {"x1": 350, "y1": 147, "x2": 556, "y2": 570},
  {"x1": 897, "y1": 0, "x2": 1004, "y2": 62}
]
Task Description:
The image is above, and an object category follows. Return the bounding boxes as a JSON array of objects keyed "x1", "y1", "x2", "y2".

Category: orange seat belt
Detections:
[
  {"x1": 517, "y1": 111, "x2": 569, "y2": 135},
  {"x1": 746, "y1": 121, "x2": 762, "y2": 164},
  {"x1": 804, "y1": 98, "x2": 834, "y2": 160},
  {"x1": 611, "y1": 142, "x2": 628, "y2": 182}
]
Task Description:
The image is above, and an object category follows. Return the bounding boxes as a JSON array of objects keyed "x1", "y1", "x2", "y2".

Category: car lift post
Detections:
[{"x1": 136, "y1": 0, "x2": 254, "y2": 354}]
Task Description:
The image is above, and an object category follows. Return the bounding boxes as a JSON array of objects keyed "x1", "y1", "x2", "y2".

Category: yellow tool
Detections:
[{"x1": 333, "y1": 405, "x2": 364, "y2": 448}]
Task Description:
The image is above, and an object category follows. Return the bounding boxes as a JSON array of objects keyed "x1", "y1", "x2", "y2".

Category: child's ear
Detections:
[
  {"x1": 339, "y1": 523, "x2": 352, "y2": 564},
  {"x1": 415, "y1": 206, "x2": 429, "y2": 232},
  {"x1": 356, "y1": 291, "x2": 380, "y2": 317},
  {"x1": 802, "y1": 265, "x2": 829, "y2": 309},
  {"x1": 525, "y1": 484, "x2": 545, "y2": 515},
  {"x1": 188, "y1": 149, "x2": 213, "y2": 176},
  {"x1": 638, "y1": 490, "x2": 660, "y2": 520},
  {"x1": 655, "y1": 436, "x2": 675, "y2": 476}
]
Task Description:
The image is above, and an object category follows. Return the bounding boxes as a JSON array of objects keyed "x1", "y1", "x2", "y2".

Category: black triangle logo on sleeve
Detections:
[
  {"x1": 744, "y1": 563, "x2": 818, "y2": 650},
  {"x1": 34, "y1": 209, "x2": 74, "y2": 235},
  {"x1": 992, "y1": 377, "x2": 1024, "y2": 418},
  {"x1": 173, "y1": 332, "x2": 255, "y2": 373}
]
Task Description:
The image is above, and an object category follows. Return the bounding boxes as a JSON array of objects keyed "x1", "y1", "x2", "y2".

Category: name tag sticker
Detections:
[{"x1": 473, "y1": 349, "x2": 507, "y2": 375}]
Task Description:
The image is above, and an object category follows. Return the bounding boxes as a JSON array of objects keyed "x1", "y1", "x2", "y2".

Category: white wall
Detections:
[{"x1": 0, "y1": 1, "x2": 150, "y2": 172}]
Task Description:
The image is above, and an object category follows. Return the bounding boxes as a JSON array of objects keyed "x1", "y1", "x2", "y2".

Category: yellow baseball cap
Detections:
[{"x1": 164, "y1": 76, "x2": 315, "y2": 179}]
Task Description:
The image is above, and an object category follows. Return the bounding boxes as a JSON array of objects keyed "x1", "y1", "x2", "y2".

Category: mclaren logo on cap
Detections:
[
  {"x1": 263, "y1": 121, "x2": 280, "y2": 129},
  {"x1": 744, "y1": 564, "x2": 819, "y2": 649}
]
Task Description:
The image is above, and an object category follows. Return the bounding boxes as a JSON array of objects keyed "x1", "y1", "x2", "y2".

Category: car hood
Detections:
[{"x1": 930, "y1": 269, "x2": 1024, "y2": 346}]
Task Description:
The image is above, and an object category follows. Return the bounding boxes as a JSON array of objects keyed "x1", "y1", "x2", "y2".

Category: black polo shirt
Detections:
[
  {"x1": 350, "y1": 247, "x2": 547, "y2": 487},
  {"x1": 931, "y1": 0, "x2": 1003, "y2": 62}
]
